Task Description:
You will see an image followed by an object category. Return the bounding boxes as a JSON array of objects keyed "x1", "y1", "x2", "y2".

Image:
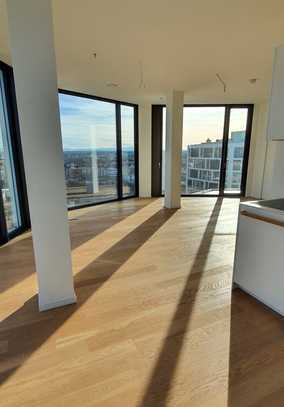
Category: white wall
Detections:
[
  {"x1": 138, "y1": 103, "x2": 152, "y2": 197},
  {"x1": 246, "y1": 101, "x2": 284, "y2": 200},
  {"x1": 246, "y1": 102, "x2": 268, "y2": 199},
  {"x1": 262, "y1": 140, "x2": 284, "y2": 198}
]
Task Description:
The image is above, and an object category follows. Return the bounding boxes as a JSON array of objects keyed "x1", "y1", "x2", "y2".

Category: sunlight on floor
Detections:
[{"x1": 0, "y1": 198, "x2": 250, "y2": 407}]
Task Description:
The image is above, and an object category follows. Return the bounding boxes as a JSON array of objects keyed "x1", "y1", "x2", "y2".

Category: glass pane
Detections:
[
  {"x1": 121, "y1": 105, "x2": 136, "y2": 197},
  {"x1": 0, "y1": 71, "x2": 21, "y2": 233},
  {"x1": 224, "y1": 108, "x2": 248, "y2": 194},
  {"x1": 162, "y1": 106, "x2": 225, "y2": 195},
  {"x1": 59, "y1": 93, "x2": 118, "y2": 208}
]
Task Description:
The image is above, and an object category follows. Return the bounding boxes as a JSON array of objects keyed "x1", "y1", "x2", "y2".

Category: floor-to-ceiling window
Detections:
[
  {"x1": 0, "y1": 70, "x2": 21, "y2": 233},
  {"x1": 0, "y1": 61, "x2": 139, "y2": 245},
  {"x1": 59, "y1": 91, "x2": 138, "y2": 209},
  {"x1": 59, "y1": 94, "x2": 118, "y2": 208},
  {"x1": 155, "y1": 104, "x2": 253, "y2": 197}
]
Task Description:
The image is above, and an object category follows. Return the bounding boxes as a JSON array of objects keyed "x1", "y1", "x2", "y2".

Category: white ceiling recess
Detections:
[{"x1": 0, "y1": 0, "x2": 284, "y2": 104}]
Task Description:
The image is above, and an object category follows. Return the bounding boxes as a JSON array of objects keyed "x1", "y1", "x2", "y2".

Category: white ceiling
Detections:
[{"x1": 1, "y1": 0, "x2": 284, "y2": 104}]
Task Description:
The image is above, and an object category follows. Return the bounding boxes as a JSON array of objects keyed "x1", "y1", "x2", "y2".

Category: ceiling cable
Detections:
[
  {"x1": 216, "y1": 73, "x2": 227, "y2": 93},
  {"x1": 139, "y1": 60, "x2": 146, "y2": 89}
]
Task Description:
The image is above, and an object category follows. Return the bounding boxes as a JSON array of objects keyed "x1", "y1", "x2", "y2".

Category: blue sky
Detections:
[
  {"x1": 59, "y1": 94, "x2": 134, "y2": 150},
  {"x1": 59, "y1": 94, "x2": 247, "y2": 152}
]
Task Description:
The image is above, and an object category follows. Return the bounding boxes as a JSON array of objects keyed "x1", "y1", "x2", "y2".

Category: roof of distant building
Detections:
[{"x1": 187, "y1": 130, "x2": 245, "y2": 149}]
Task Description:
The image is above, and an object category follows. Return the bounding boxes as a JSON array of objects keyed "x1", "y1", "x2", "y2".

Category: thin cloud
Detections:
[{"x1": 59, "y1": 94, "x2": 135, "y2": 150}]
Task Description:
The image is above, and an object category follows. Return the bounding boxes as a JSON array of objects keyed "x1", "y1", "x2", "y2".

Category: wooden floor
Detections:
[{"x1": 0, "y1": 197, "x2": 284, "y2": 406}]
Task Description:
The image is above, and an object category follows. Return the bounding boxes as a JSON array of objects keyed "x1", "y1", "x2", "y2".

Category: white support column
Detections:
[
  {"x1": 6, "y1": 0, "x2": 76, "y2": 311},
  {"x1": 164, "y1": 90, "x2": 184, "y2": 209}
]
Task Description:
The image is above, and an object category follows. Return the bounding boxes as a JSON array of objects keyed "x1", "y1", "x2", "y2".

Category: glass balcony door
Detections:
[
  {"x1": 157, "y1": 104, "x2": 253, "y2": 197},
  {"x1": 181, "y1": 106, "x2": 225, "y2": 195},
  {"x1": 223, "y1": 107, "x2": 252, "y2": 195}
]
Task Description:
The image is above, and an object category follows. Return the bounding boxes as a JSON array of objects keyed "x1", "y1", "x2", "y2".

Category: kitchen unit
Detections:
[{"x1": 233, "y1": 199, "x2": 284, "y2": 315}]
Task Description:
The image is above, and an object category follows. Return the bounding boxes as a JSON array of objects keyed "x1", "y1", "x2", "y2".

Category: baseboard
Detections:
[{"x1": 234, "y1": 283, "x2": 284, "y2": 317}]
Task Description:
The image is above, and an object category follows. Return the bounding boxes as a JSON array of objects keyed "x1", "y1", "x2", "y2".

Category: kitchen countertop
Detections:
[{"x1": 240, "y1": 198, "x2": 284, "y2": 223}]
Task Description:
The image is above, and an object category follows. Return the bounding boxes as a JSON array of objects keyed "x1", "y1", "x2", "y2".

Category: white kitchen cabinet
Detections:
[
  {"x1": 233, "y1": 200, "x2": 284, "y2": 315},
  {"x1": 267, "y1": 45, "x2": 284, "y2": 141}
]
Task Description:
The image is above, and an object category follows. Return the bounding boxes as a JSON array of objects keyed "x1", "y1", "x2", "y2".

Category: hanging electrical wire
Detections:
[
  {"x1": 216, "y1": 73, "x2": 227, "y2": 93},
  {"x1": 139, "y1": 60, "x2": 146, "y2": 89}
]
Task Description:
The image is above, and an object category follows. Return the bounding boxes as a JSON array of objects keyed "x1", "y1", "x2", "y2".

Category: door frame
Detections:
[
  {"x1": 151, "y1": 105, "x2": 163, "y2": 197},
  {"x1": 151, "y1": 103, "x2": 254, "y2": 198}
]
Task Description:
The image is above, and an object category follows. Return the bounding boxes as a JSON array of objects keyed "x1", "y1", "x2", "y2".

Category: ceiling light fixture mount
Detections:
[{"x1": 106, "y1": 82, "x2": 119, "y2": 88}]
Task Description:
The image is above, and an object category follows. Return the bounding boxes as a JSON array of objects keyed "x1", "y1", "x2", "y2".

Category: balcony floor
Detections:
[{"x1": 0, "y1": 197, "x2": 283, "y2": 407}]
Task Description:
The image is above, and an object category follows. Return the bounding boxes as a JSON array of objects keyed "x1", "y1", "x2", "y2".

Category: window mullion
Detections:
[{"x1": 116, "y1": 104, "x2": 123, "y2": 199}]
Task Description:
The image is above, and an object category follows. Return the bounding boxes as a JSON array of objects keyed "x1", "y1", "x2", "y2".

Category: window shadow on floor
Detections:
[
  {"x1": 0, "y1": 206, "x2": 177, "y2": 386},
  {"x1": 228, "y1": 288, "x2": 284, "y2": 407},
  {"x1": 138, "y1": 198, "x2": 223, "y2": 407},
  {"x1": 69, "y1": 198, "x2": 156, "y2": 250},
  {"x1": 0, "y1": 199, "x2": 154, "y2": 295}
]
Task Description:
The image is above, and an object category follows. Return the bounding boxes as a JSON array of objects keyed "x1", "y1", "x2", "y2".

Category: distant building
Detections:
[
  {"x1": 185, "y1": 131, "x2": 245, "y2": 193},
  {"x1": 63, "y1": 149, "x2": 135, "y2": 207}
]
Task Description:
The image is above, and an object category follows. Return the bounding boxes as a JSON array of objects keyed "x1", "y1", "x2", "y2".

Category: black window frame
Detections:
[
  {"x1": 0, "y1": 61, "x2": 139, "y2": 245},
  {"x1": 151, "y1": 103, "x2": 254, "y2": 198},
  {"x1": 0, "y1": 60, "x2": 30, "y2": 245},
  {"x1": 58, "y1": 88, "x2": 139, "y2": 211}
]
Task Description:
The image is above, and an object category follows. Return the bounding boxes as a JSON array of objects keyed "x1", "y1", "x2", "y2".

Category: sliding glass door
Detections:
[{"x1": 155, "y1": 104, "x2": 253, "y2": 197}]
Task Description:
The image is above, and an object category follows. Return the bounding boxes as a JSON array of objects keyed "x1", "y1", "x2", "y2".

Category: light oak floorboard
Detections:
[{"x1": 0, "y1": 197, "x2": 283, "y2": 406}]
